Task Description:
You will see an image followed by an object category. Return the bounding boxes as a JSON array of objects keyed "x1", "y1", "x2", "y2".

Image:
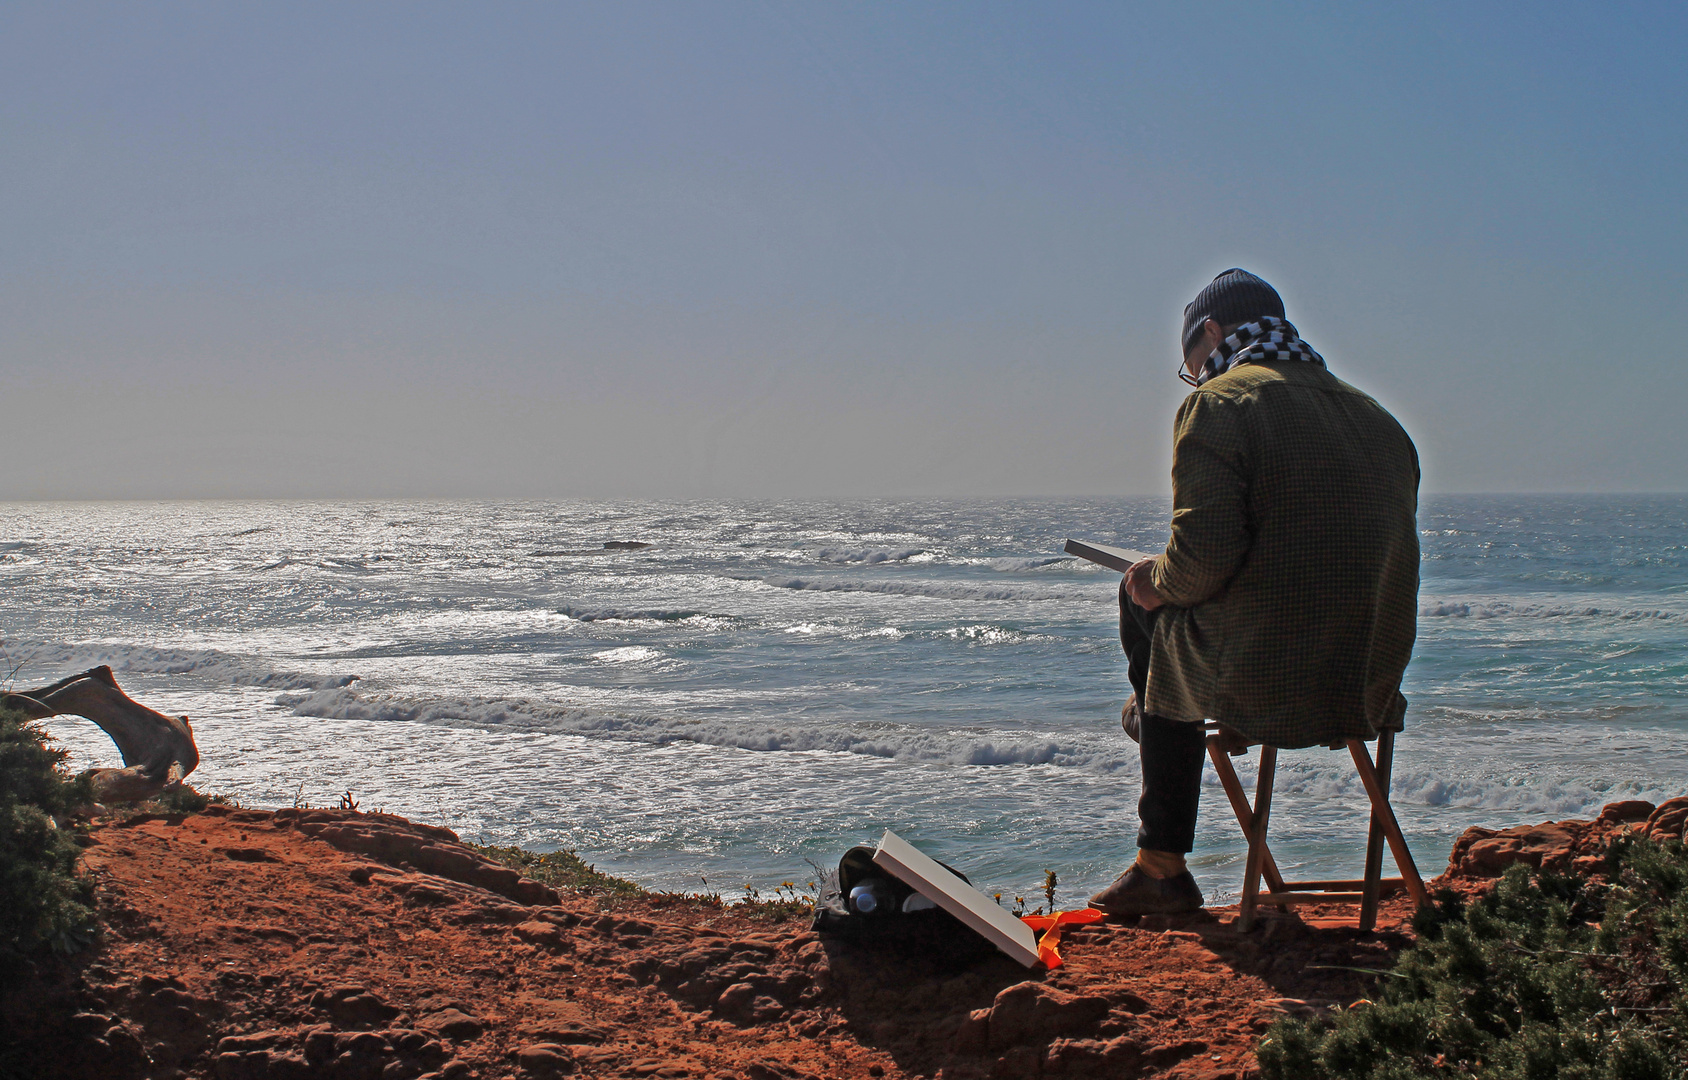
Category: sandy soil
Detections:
[{"x1": 0, "y1": 802, "x2": 1533, "y2": 1080}]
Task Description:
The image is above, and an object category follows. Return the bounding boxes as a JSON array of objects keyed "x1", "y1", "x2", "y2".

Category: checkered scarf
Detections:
[{"x1": 1196, "y1": 316, "x2": 1326, "y2": 387}]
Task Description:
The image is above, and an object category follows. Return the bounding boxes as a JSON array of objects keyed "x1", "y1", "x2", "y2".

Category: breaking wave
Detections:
[
  {"x1": 3, "y1": 640, "x2": 357, "y2": 692},
  {"x1": 1420, "y1": 599, "x2": 1687, "y2": 621},
  {"x1": 988, "y1": 556, "x2": 1073, "y2": 572},
  {"x1": 559, "y1": 605, "x2": 708, "y2": 623},
  {"x1": 1217, "y1": 753, "x2": 1676, "y2": 818},
  {"x1": 277, "y1": 686, "x2": 1132, "y2": 770},
  {"x1": 760, "y1": 577, "x2": 1085, "y2": 602},
  {"x1": 814, "y1": 547, "x2": 926, "y2": 564}
]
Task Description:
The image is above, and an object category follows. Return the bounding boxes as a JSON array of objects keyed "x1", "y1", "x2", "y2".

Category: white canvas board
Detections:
[
  {"x1": 871, "y1": 830, "x2": 1042, "y2": 968},
  {"x1": 1063, "y1": 538, "x2": 1153, "y2": 574}
]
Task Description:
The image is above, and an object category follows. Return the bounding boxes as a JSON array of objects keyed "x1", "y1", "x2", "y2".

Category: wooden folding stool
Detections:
[{"x1": 1204, "y1": 723, "x2": 1431, "y2": 932}]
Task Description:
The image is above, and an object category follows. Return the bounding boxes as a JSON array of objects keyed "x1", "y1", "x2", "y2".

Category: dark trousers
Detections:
[{"x1": 1119, "y1": 580, "x2": 1206, "y2": 853}]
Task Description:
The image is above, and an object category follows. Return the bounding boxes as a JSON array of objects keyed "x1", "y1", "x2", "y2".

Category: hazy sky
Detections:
[{"x1": 3, "y1": 2, "x2": 1684, "y2": 499}]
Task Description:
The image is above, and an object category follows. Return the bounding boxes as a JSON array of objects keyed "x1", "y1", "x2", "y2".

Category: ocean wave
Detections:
[
  {"x1": 761, "y1": 577, "x2": 1080, "y2": 602},
  {"x1": 988, "y1": 556, "x2": 1073, "y2": 572},
  {"x1": 559, "y1": 605, "x2": 706, "y2": 623},
  {"x1": 3, "y1": 640, "x2": 357, "y2": 692},
  {"x1": 1221, "y1": 754, "x2": 1675, "y2": 818},
  {"x1": 815, "y1": 547, "x2": 926, "y2": 564},
  {"x1": 277, "y1": 686, "x2": 1134, "y2": 770},
  {"x1": 1420, "y1": 599, "x2": 1687, "y2": 621}
]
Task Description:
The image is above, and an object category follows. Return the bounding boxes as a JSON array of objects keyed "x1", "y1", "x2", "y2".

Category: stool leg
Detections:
[
  {"x1": 1347, "y1": 738, "x2": 1429, "y2": 908},
  {"x1": 1207, "y1": 737, "x2": 1287, "y2": 894},
  {"x1": 1238, "y1": 747, "x2": 1277, "y2": 933},
  {"x1": 1358, "y1": 731, "x2": 1394, "y2": 932}
]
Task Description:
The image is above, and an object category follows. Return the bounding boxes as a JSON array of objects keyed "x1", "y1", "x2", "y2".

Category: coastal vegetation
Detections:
[
  {"x1": 468, "y1": 840, "x2": 645, "y2": 899},
  {"x1": 1259, "y1": 834, "x2": 1688, "y2": 1080},
  {"x1": 0, "y1": 707, "x2": 95, "y2": 962},
  {"x1": 469, "y1": 840, "x2": 820, "y2": 921}
]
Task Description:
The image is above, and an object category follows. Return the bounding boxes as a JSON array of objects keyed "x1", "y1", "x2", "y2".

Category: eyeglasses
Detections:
[{"x1": 1178, "y1": 362, "x2": 1201, "y2": 388}]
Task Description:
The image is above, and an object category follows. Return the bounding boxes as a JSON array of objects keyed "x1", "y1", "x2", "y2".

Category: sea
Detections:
[{"x1": 3, "y1": 496, "x2": 1684, "y2": 907}]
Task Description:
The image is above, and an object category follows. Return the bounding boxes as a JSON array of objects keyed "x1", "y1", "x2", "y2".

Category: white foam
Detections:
[
  {"x1": 943, "y1": 625, "x2": 1047, "y2": 645},
  {"x1": 760, "y1": 576, "x2": 1087, "y2": 602},
  {"x1": 4, "y1": 639, "x2": 357, "y2": 692},
  {"x1": 1214, "y1": 751, "x2": 1678, "y2": 819},
  {"x1": 590, "y1": 646, "x2": 666, "y2": 665},
  {"x1": 1420, "y1": 598, "x2": 1687, "y2": 621},
  {"x1": 277, "y1": 686, "x2": 1135, "y2": 771},
  {"x1": 815, "y1": 546, "x2": 926, "y2": 564}
]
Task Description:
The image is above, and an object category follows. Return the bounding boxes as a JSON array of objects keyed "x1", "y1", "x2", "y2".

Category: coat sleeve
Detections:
[{"x1": 1151, "y1": 390, "x2": 1251, "y2": 607}]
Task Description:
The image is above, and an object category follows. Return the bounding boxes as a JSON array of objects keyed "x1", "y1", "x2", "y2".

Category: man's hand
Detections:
[{"x1": 1124, "y1": 557, "x2": 1165, "y2": 611}]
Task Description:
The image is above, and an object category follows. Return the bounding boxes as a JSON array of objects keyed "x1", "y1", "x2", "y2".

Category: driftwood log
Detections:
[{"x1": 2, "y1": 665, "x2": 200, "y2": 803}]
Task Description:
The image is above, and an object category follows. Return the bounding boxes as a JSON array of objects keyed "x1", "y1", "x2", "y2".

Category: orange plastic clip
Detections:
[{"x1": 1018, "y1": 907, "x2": 1106, "y2": 969}]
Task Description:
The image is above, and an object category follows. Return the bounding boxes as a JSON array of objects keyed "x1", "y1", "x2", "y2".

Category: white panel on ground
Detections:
[
  {"x1": 1062, "y1": 539, "x2": 1153, "y2": 574},
  {"x1": 871, "y1": 830, "x2": 1041, "y2": 968}
]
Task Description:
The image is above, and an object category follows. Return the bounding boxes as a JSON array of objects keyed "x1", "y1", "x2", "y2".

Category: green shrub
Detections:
[
  {"x1": 468, "y1": 841, "x2": 645, "y2": 898},
  {"x1": 135, "y1": 783, "x2": 231, "y2": 815},
  {"x1": 1258, "y1": 835, "x2": 1688, "y2": 1079},
  {"x1": 0, "y1": 707, "x2": 96, "y2": 960}
]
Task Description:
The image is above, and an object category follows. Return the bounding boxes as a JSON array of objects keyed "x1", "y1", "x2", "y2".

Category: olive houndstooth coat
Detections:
[{"x1": 1145, "y1": 360, "x2": 1420, "y2": 748}]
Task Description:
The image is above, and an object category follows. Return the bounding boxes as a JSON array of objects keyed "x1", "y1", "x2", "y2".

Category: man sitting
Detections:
[{"x1": 1089, "y1": 268, "x2": 1420, "y2": 916}]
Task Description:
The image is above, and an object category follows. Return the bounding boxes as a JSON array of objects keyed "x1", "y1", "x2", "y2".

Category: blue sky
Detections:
[{"x1": 2, "y1": 2, "x2": 1683, "y2": 497}]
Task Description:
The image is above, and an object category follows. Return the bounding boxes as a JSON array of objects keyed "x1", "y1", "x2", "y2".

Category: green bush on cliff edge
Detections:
[
  {"x1": 1259, "y1": 834, "x2": 1688, "y2": 1080},
  {"x1": 0, "y1": 707, "x2": 96, "y2": 961}
]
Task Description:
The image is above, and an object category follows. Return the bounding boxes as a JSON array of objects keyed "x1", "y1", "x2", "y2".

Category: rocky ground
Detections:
[{"x1": 5, "y1": 795, "x2": 1685, "y2": 1080}]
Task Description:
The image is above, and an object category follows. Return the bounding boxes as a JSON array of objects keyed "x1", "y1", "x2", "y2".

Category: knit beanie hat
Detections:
[{"x1": 1181, "y1": 269, "x2": 1285, "y2": 357}]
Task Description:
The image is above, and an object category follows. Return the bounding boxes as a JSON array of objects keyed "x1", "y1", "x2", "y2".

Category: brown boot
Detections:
[{"x1": 1088, "y1": 867, "x2": 1204, "y2": 916}]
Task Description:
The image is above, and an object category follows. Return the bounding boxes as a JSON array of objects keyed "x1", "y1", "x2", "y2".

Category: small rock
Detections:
[
  {"x1": 514, "y1": 920, "x2": 567, "y2": 949},
  {"x1": 216, "y1": 1032, "x2": 282, "y2": 1054},
  {"x1": 1144, "y1": 1038, "x2": 1209, "y2": 1068},
  {"x1": 951, "y1": 1009, "x2": 990, "y2": 1055},
  {"x1": 268, "y1": 1055, "x2": 313, "y2": 1080},
  {"x1": 70, "y1": 1011, "x2": 116, "y2": 1032},
  {"x1": 311, "y1": 986, "x2": 401, "y2": 1029},
  {"x1": 336, "y1": 1031, "x2": 393, "y2": 1055},
  {"x1": 420, "y1": 1008, "x2": 485, "y2": 1042},
  {"x1": 103, "y1": 1025, "x2": 148, "y2": 1062},
  {"x1": 516, "y1": 1020, "x2": 609, "y2": 1045},
  {"x1": 516, "y1": 1043, "x2": 576, "y2": 1077},
  {"x1": 213, "y1": 1051, "x2": 271, "y2": 1080},
  {"x1": 1045, "y1": 1038, "x2": 1110, "y2": 1071},
  {"x1": 1103, "y1": 1036, "x2": 1147, "y2": 1066},
  {"x1": 990, "y1": 1045, "x2": 1043, "y2": 1080},
  {"x1": 304, "y1": 1028, "x2": 338, "y2": 1065},
  {"x1": 713, "y1": 982, "x2": 758, "y2": 1022},
  {"x1": 986, "y1": 981, "x2": 1111, "y2": 1050}
]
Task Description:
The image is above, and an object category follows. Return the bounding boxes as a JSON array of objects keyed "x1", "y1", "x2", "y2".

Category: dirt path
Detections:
[{"x1": 2, "y1": 805, "x2": 1428, "y2": 1080}]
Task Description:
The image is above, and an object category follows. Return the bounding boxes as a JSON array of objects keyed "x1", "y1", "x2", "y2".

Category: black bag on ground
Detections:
[{"x1": 811, "y1": 845, "x2": 1000, "y2": 962}]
